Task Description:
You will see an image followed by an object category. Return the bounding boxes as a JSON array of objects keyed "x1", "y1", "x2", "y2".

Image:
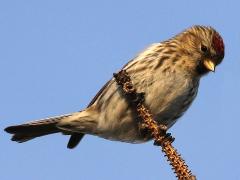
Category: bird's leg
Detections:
[
  {"x1": 134, "y1": 92, "x2": 145, "y2": 104},
  {"x1": 153, "y1": 125, "x2": 175, "y2": 147}
]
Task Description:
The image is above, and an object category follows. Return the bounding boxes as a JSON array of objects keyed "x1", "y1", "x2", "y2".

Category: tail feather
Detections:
[
  {"x1": 5, "y1": 114, "x2": 72, "y2": 143},
  {"x1": 67, "y1": 133, "x2": 84, "y2": 149}
]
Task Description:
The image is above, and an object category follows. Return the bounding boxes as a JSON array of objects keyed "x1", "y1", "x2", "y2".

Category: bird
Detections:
[{"x1": 5, "y1": 25, "x2": 225, "y2": 149}]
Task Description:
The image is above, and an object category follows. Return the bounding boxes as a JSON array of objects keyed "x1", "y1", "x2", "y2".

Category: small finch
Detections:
[{"x1": 5, "y1": 25, "x2": 225, "y2": 149}]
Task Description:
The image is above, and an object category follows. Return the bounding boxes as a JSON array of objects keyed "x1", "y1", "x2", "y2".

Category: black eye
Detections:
[{"x1": 201, "y1": 45, "x2": 208, "y2": 52}]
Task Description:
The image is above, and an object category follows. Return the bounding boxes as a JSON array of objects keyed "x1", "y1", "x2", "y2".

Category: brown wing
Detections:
[{"x1": 67, "y1": 58, "x2": 136, "y2": 148}]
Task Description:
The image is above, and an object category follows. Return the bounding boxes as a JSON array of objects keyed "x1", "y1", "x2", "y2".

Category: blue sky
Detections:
[{"x1": 0, "y1": 1, "x2": 239, "y2": 180}]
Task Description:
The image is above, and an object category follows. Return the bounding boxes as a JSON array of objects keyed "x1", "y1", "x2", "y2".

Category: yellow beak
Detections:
[{"x1": 203, "y1": 59, "x2": 215, "y2": 72}]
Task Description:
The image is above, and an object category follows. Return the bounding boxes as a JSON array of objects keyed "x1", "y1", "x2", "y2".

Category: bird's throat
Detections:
[{"x1": 196, "y1": 61, "x2": 209, "y2": 76}]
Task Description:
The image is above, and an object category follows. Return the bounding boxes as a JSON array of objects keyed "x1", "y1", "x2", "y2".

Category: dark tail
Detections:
[
  {"x1": 5, "y1": 114, "x2": 72, "y2": 143},
  {"x1": 67, "y1": 133, "x2": 84, "y2": 149}
]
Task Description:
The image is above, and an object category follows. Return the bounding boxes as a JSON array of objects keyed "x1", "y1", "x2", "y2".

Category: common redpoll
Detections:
[{"x1": 5, "y1": 25, "x2": 225, "y2": 149}]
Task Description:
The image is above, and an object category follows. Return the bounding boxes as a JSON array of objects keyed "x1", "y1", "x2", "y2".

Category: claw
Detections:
[{"x1": 133, "y1": 92, "x2": 145, "y2": 104}]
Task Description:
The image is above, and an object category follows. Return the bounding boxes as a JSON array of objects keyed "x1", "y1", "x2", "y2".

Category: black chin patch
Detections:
[{"x1": 196, "y1": 62, "x2": 209, "y2": 75}]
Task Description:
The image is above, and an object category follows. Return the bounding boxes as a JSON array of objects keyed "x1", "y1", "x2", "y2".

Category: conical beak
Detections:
[{"x1": 203, "y1": 59, "x2": 215, "y2": 72}]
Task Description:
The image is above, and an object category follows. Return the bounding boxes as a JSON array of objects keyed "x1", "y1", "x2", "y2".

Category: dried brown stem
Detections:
[{"x1": 114, "y1": 70, "x2": 196, "y2": 180}]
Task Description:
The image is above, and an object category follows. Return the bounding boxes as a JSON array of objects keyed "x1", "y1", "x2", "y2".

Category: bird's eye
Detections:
[{"x1": 201, "y1": 45, "x2": 208, "y2": 52}]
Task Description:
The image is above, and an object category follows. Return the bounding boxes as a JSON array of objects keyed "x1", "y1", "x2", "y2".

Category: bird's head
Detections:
[{"x1": 175, "y1": 25, "x2": 225, "y2": 76}]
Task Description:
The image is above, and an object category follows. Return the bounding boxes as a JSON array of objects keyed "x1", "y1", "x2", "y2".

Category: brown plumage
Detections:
[{"x1": 5, "y1": 25, "x2": 225, "y2": 148}]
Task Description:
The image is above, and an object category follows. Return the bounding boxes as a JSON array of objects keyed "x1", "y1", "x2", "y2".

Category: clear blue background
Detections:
[{"x1": 0, "y1": 1, "x2": 239, "y2": 180}]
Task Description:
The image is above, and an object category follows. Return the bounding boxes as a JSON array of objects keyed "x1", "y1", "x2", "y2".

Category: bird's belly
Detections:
[
  {"x1": 146, "y1": 79, "x2": 198, "y2": 128},
  {"x1": 152, "y1": 93, "x2": 195, "y2": 128},
  {"x1": 95, "y1": 78, "x2": 198, "y2": 143}
]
